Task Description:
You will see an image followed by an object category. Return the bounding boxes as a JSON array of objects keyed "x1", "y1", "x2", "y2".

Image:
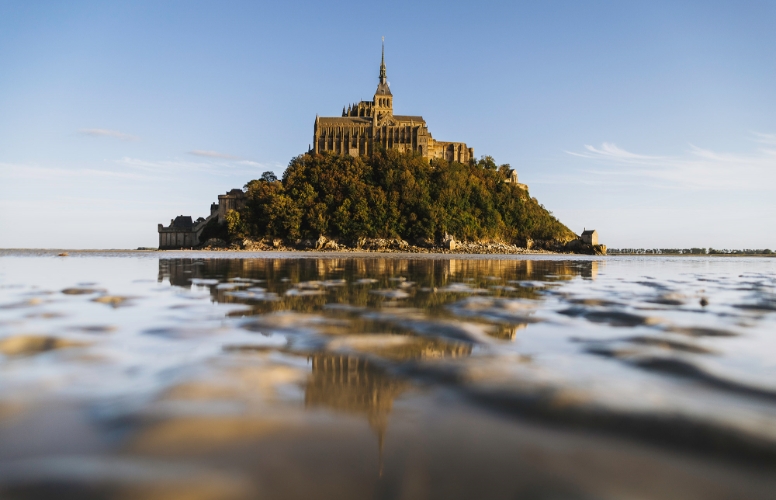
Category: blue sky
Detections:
[{"x1": 1, "y1": 1, "x2": 774, "y2": 249}]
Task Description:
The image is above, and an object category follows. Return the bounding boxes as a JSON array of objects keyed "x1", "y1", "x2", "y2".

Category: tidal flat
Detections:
[{"x1": 0, "y1": 250, "x2": 775, "y2": 499}]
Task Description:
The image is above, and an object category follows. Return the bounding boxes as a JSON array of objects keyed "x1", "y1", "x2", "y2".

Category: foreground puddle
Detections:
[{"x1": 1, "y1": 251, "x2": 776, "y2": 499}]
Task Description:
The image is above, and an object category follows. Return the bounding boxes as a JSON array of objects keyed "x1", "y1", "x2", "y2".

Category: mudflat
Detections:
[{"x1": 0, "y1": 250, "x2": 775, "y2": 499}]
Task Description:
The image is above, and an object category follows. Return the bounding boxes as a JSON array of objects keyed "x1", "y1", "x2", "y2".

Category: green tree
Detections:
[{"x1": 236, "y1": 149, "x2": 575, "y2": 245}]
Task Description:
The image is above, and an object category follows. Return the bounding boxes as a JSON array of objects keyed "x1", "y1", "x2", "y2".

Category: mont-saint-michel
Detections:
[
  {"x1": 6, "y1": 5, "x2": 776, "y2": 500},
  {"x1": 158, "y1": 45, "x2": 603, "y2": 255}
]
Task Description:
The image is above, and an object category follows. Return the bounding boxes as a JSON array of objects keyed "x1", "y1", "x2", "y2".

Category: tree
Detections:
[
  {"x1": 236, "y1": 149, "x2": 575, "y2": 245},
  {"x1": 260, "y1": 171, "x2": 278, "y2": 183}
]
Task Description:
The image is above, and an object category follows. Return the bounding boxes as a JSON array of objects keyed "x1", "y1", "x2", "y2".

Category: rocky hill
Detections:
[{"x1": 221, "y1": 149, "x2": 583, "y2": 252}]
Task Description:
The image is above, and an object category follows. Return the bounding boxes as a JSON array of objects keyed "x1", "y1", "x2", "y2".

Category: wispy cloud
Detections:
[
  {"x1": 189, "y1": 149, "x2": 268, "y2": 168},
  {"x1": 752, "y1": 132, "x2": 776, "y2": 146},
  {"x1": 188, "y1": 150, "x2": 267, "y2": 168},
  {"x1": 0, "y1": 156, "x2": 274, "y2": 185},
  {"x1": 79, "y1": 128, "x2": 139, "y2": 141},
  {"x1": 566, "y1": 134, "x2": 776, "y2": 191},
  {"x1": 117, "y1": 156, "x2": 268, "y2": 177},
  {"x1": 0, "y1": 162, "x2": 152, "y2": 181},
  {"x1": 189, "y1": 149, "x2": 240, "y2": 160}
]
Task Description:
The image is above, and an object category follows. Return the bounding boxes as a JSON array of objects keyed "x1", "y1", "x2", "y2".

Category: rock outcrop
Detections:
[{"x1": 198, "y1": 234, "x2": 604, "y2": 255}]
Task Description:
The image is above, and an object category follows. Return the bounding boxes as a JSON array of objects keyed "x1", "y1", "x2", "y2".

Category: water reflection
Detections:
[
  {"x1": 306, "y1": 353, "x2": 406, "y2": 473},
  {"x1": 152, "y1": 257, "x2": 776, "y2": 460},
  {"x1": 2, "y1": 252, "x2": 776, "y2": 499},
  {"x1": 158, "y1": 257, "x2": 597, "y2": 313}
]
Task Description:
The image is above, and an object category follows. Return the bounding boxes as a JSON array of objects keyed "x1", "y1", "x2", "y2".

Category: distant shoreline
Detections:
[
  {"x1": 0, "y1": 248, "x2": 562, "y2": 256},
  {"x1": 608, "y1": 252, "x2": 775, "y2": 257},
  {"x1": 1, "y1": 249, "x2": 774, "y2": 258}
]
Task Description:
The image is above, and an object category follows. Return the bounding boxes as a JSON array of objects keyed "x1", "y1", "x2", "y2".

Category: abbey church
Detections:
[{"x1": 313, "y1": 43, "x2": 474, "y2": 162}]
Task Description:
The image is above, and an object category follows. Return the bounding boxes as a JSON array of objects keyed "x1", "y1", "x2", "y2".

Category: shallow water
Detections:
[{"x1": 1, "y1": 250, "x2": 775, "y2": 499}]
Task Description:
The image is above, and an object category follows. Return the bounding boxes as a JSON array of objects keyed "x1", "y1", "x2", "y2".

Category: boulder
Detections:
[
  {"x1": 413, "y1": 237, "x2": 435, "y2": 248},
  {"x1": 295, "y1": 239, "x2": 315, "y2": 249},
  {"x1": 391, "y1": 239, "x2": 410, "y2": 250},
  {"x1": 564, "y1": 239, "x2": 582, "y2": 252},
  {"x1": 203, "y1": 238, "x2": 228, "y2": 248}
]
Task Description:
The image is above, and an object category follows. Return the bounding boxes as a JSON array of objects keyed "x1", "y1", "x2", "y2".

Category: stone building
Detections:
[
  {"x1": 581, "y1": 229, "x2": 599, "y2": 246},
  {"x1": 158, "y1": 215, "x2": 207, "y2": 249},
  {"x1": 158, "y1": 189, "x2": 246, "y2": 249},
  {"x1": 217, "y1": 189, "x2": 246, "y2": 223},
  {"x1": 313, "y1": 42, "x2": 474, "y2": 163},
  {"x1": 503, "y1": 167, "x2": 528, "y2": 191}
]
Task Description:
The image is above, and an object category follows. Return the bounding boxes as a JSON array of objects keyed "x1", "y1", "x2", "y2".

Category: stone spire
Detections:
[
  {"x1": 379, "y1": 36, "x2": 386, "y2": 84},
  {"x1": 374, "y1": 37, "x2": 392, "y2": 97}
]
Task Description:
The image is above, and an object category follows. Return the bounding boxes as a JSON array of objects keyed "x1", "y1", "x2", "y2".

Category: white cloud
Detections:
[
  {"x1": 752, "y1": 132, "x2": 776, "y2": 146},
  {"x1": 0, "y1": 162, "x2": 151, "y2": 181},
  {"x1": 79, "y1": 128, "x2": 139, "y2": 141},
  {"x1": 0, "y1": 154, "x2": 281, "y2": 248},
  {"x1": 117, "y1": 156, "x2": 272, "y2": 177},
  {"x1": 566, "y1": 134, "x2": 776, "y2": 191},
  {"x1": 187, "y1": 150, "x2": 271, "y2": 169},
  {"x1": 189, "y1": 149, "x2": 241, "y2": 160}
]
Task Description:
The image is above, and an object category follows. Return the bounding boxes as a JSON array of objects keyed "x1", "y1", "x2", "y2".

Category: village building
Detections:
[
  {"x1": 581, "y1": 229, "x2": 599, "y2": 246},
  {"x1": 217, "y1": 189, "x2": 246, "y2": 223},
  {"x1": 158, "y1": 189, "x2": 246, "y2": 249},
  {"x1": 313, "y1": 42, "x2": 474, "y2": 163},
  {"x1": 158, "y1": 215, "x2": 206, "y2": 249}
]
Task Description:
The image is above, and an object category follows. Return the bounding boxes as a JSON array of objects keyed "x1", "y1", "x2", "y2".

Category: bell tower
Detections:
[{"x1": 373, "y1": 37, "x2": 392, "y2": 118}]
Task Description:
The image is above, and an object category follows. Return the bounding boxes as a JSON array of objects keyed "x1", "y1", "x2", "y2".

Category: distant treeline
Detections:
[
  {"x1": 226, "y1": 149, "x2": 576, "y2": 245},
  {"x1": 609, "y1": 248, "x2": 774, "y2": 255}
]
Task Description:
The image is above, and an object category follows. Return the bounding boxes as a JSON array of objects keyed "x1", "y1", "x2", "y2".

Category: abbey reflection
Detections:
[
  {"x1": 156, "y1": 258, "x2": 600, "y2": 324},
  {"x1": 158, "y1": 258, "x2": 601, "y2": 297},
  {"x1": 304, "y1": 348, "x2": 470, "y2": 474}
]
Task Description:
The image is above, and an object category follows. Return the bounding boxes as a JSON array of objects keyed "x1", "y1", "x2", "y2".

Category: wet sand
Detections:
[{"x1": 0, "y1": 251, "x2": 775, "y2": 498}]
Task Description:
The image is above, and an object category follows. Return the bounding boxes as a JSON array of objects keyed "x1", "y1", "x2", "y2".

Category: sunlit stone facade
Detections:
[{"x1": 313, "y1": 43, "x2": 474, "y2": 163}]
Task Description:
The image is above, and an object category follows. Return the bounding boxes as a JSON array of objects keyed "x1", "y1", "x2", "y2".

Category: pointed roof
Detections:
[
  {"x1": 379, "y1": 37, "x2": 386, "y2": 84},
  {"x1": 375, "y1": 37, "x2": 392, "y2": 96}
]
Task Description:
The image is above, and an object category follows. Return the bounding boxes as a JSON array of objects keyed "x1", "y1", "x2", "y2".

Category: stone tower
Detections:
[{"x1": 373, "y1": 37, "x2": 393, "y2": 121}]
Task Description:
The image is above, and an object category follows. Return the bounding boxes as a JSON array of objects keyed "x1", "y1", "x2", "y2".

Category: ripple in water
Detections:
[{"x1": 0, "y1": 250, "x2": 775, "y2": 499}]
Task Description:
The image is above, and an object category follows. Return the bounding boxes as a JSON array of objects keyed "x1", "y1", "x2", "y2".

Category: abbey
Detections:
[{"x1": 313, "y1": 43, "x2": 474, "y2": 162}]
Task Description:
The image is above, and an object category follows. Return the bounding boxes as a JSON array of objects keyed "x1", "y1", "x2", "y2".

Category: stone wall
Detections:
[
  {"x1": 217, "y1": 189, "x2": 246, "y2": 223},
  {"x1": 158, "y1": 189, "x2": 245, "y2": 249}
]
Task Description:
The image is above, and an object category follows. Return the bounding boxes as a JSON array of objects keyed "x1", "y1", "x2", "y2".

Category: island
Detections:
[{"x1": 158, "y1": 44, "x2": 605, "y2": 255}]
